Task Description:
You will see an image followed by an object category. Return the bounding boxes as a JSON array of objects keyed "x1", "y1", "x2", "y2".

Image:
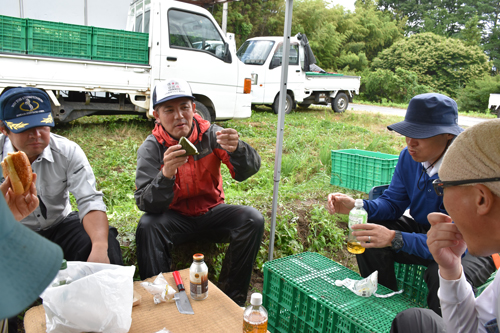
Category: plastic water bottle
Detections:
[
  {"x1": 51, "y1": 259, "x2": 72, "y2": 287},
  {"x1": 243, "y1": 293, "x2": 268, "y2": 333},
  {"x1": 347, "y1": 199, "x2": 368, "y2": 254},
  {"x1": 190, "y1": 253, "x2": 208, "y2": 300}
]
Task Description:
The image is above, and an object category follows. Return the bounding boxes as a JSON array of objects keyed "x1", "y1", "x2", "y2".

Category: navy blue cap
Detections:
[
  {"x1": 0, "y1": 88, "x2": 54, "y2": 133},
  {"x1": 152, "y1": 79, "x2": 194, "y2": 108},
  {"x1": 387, "y1": 93, "x2": 463, "y2": 139}
]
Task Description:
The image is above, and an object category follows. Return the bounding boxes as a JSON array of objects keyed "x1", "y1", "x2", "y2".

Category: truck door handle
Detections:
[
  {"x1": 296, "y1": 70, "x2": 300, "y2": 72},
  {"x1": 167, "y1": 57, "x2": 177, "y2": 61}
]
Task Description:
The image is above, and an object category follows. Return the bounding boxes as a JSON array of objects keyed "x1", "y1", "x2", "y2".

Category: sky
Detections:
[{"x1": 1, "y1": 0, "x2": 357, "y2": 30}]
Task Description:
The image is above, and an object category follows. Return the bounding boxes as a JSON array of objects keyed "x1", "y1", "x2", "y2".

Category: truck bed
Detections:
[{"x1": 304, "y1": 72, "x2": 361, "y2": 92}]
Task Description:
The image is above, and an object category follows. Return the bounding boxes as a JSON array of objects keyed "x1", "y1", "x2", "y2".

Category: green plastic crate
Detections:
[
  {"x1": 263, "y1": 252, "x2": 420, "y2": 333},
  {"x1": 27, "y1": 19, "x2": 92, "y2": 59},
  {"x1": 0, "y1": 15, "x2": 26, "y2": 54},
  {"x1": 330, "y1": 149, "x2": 399, "y2": 193},
  {"x1": 395, "y1": 262, "x2": 497, "y2": 308},
  {"x1": 92, "y1": 27, "x2": 148, "y2": 64}
]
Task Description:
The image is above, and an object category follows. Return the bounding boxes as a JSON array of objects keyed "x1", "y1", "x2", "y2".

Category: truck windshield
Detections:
[{"x1": 237, "y1": 40, "x2": 274, "y2": 65}]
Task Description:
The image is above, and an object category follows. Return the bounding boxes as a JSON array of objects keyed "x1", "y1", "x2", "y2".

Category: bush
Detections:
[
  {"x1": 363, "y1": 67, "x2": 432, "y2": 103},
  {"x1": 457, "y1": 75, "x2": 500, "y2": 113}
]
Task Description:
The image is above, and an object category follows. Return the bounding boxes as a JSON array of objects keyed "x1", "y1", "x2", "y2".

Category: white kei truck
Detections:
[
  {"x1": 488, "y1": 93, "x2": 500, "y2": 118},
  {"x1": 0, "y1": 0, "x2": 252, "y2": 123},
  {"x1": 237, "y1": 34, "x2": 361, "y2": 114}
]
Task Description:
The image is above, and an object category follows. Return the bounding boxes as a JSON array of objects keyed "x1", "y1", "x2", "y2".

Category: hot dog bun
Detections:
[{"x1": 1, "y1": 151, "x2": 32, "y2": 195}]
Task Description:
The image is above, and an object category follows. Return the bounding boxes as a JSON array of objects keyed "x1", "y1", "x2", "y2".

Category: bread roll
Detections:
[{"x1": 1, "y1": 151, "x2": 33, "y2": 195}]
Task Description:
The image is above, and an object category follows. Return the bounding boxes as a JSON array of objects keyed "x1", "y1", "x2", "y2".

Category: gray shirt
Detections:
[{"x1": 0, "y1": 133, "x2": 106, "y2": 231}]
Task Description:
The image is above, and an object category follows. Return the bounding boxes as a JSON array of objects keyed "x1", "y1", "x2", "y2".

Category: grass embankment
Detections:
[{"x1": 53, "y1": 105, "x2": 406, "y2": 285}]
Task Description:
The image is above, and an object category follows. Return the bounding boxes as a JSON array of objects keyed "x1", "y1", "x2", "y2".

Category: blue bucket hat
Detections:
[
  {"x1": 0, "y1": 194, "x2": 63, "y2": 320},
  {"x1": 0, "y1": 88, "x2": 55, "y2": 133},
  {"x1": 387, "y1": 93, "x2": 463, "y2": 139}
]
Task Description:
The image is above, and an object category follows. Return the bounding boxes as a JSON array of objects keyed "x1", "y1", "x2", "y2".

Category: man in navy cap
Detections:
[
  {"x1": 134, "y1": 79, "x2": 264, "y2": 306},
  {"x1": 0, "y1": 87, "x2": 123, "y2": 266},
  {"x1": 327, "y1": 93, "x2": 495, "y2": 315}
]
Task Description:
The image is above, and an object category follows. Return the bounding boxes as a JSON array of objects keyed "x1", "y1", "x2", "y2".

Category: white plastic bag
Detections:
[
  {"x1": 335, "y1": 271, "x2": 403, "y2": 298},
  {"x1": 140, "y1": 273, "x2": 176, "y2": 304},
  {"x1": 41, "y1": 262, "x2": 135, "y2": 333}
]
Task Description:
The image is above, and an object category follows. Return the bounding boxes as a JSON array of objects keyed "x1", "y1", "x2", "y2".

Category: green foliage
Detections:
[
  {"x1": 305, "y1": 205, "x2": 344, "y2": 255},
  {"x1": 363, "y1": 68, "x2": 432, "y2": 103},
  {"x1": 457, "y1": 75, "x2": 500, "y2": 113},
  {"x1": 371, "y1": 32, "x2": 489, "y2": 98}
]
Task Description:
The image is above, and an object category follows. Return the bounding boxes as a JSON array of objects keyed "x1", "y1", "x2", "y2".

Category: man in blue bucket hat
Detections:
[
  {"x1": 0, "y1": 87, "x2": 123, "y2": 263},
  {"x1": 328, "y1": 93, "x2": 495, "y2": 315}
]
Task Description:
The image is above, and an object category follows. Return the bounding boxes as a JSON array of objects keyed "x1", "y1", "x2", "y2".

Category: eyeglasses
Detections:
[{"x1": 432, "y1": 177, "x2": 500, "y2": 196}]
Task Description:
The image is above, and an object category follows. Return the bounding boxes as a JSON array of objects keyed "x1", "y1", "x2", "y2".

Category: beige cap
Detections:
[{"x1": 440, "y1": 119, "x2": 500, "y2": 197}]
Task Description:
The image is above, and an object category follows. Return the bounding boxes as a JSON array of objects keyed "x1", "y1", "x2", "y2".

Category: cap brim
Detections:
[
  {"x1": 387, "y1": 120, "x2": 464, "y2": 139},
  {"x1": 4, "y1": 112, "x2": 54, "y2": 134},
  {"x1": 153, "y1": 94, "x2": 195, "y2": 108},
  {"x1": 0, "y1": 199, "x2": 62, "y2": 319}
]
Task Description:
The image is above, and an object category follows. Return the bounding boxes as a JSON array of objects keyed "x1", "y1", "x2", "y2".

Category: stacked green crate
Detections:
[
  {"x1": 0, "y1": 15, "x2": 27, "y2": 54},
  {"x1": 92, "y1": 27, "x2": 148, "y2": 64},
  {"x1": 27, "y1": 19, "x2": 92, "y2": 59},
  {"x1": 330, "y1": 149, "x2": 399, "y2": 193}
]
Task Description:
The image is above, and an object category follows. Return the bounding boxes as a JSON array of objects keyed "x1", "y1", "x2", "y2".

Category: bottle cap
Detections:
[
  {"x1": 250, "y1": 292, "x2": 262, "y2": 306},
  {"x1": 355, "y1": 199, "x2": 363, "y2": 207},
  {"x1": 193, "y1": 253, "x2": 204, "y2": 261},
  {"x1": 60, "y1": 259, "x2": 67, "y2": 270}
]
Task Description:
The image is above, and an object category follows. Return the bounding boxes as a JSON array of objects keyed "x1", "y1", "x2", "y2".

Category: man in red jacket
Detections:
[{"x1": 134, "y1": 79, "x2": 264, "y2": 305}]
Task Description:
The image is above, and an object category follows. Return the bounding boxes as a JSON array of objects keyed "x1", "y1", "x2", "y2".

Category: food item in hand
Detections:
[
  {"x1": 1, "y1": 151, "x2": 32, "y2": 195},
  {"x1": 178, "y1": 137, "x2": 199, "y2": 157}
]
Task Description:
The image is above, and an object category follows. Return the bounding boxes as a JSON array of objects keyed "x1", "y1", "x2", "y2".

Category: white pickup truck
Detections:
[
  {"x1": 0, "y1": 0, "x2": 251, "y2": 123},
  {"x1": 488, "y1": 93, "x2": 500, "y2": 118},
  {"x1": 237, "y1": 33, "x2": 361, "y2": 114}
]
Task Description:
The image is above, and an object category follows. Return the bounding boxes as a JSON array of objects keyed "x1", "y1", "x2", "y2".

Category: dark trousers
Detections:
[
  {"x1": 135, "y1": 204, "x2": 265, "y2": 306},
  {"x1": 38, "y1": 211, "x2": 123, "y2": 265},
  {"x1": 356, "y1": 216, "x2": 495, "y2": 315},
  {"x1": 391, "y1": 308, "x2": 446, "y2": 333}
]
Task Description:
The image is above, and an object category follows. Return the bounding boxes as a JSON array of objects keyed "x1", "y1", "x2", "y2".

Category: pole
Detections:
[
  {"x1": 268, "y1": 0, "x2": 293, "y2": 261},
  {"x1": 222, "y1": 2, "x2": 228, "y2": 34},
  {"x1": 19, "y1": 0, "x2": 24, "y2": 18},
  {"x1": 84, "y1": 0, "x2": 88, "y2": 26}
]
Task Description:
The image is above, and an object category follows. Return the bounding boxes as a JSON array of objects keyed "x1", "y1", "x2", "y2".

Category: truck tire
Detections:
[
  {"x1": 332, "y1": 93, "x2": 348, "y2": 113},
  {"x1": 298, "y1": 103, "x2": 311, "y2": 109},
  {"x1": 195, "y1": 101, "x2": 212, "y2": 123},
  {"x1": 273, "y1": 93, "x2": 293, "y2": 114}
]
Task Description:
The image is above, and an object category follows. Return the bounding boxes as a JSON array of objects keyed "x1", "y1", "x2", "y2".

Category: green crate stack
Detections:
[
  {"x1": 27, "y1": 19, "x2": 92, "y2": 59},
  {"x1": 0, "y1": 15, "x2": 26, "y2": 54},
  {"x1": 92, "y1": 27, "x2": 148, "y2": 64},
  {"x1": 263, "y1": 252, "x2": 420, "y2": 333},
  {"x1": 330, "y1": 149, "x2": 399, "y2": 193}
]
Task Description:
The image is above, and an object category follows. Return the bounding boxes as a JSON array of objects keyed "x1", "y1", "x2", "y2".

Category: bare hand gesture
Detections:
[
  {"x1": 162, "y1": 145, "x2": 189, "y2": 179},
  {"x1": 426, "y1": 212, "x2": 465, "y2": 280},
  {"x1": 327, "y1": 193, "x2": 355, "y2": 215},
  {"x1": 216, "y1": 128, "x2": 239, "y2": 153},
  {"x1": 351, "y1": 223, "x2": 395, "y2": 248},
  {"x1": 1, "y1": 173, "x2": 39, "y2": 221}
]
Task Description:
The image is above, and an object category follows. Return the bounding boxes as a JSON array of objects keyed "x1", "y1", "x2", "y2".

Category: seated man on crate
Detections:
[
  {"x1": 391, "y1": 119, "x2": 500, "y2": 333},
  {"x1": 327, "y1": 93, "x2": 495, "y2": 315},
  {"x1": 134, "y1": 79, "x2": 264, "y2": 306},
  {"x1": 0, "y1": 87, "x2": 123, "y2": 265}
]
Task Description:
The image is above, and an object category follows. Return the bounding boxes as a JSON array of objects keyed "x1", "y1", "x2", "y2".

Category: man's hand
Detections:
[
  {"x1": 427, "y1": 212, "x2": 466, "y2": 280},
  {"x1": 327, "y1": 193, "x2": 355, "y2": 215},
  {"x1": 1, "y1": 173, "x2": 39, "y2": 221},
  {"x1": 162, "y1": 144, "x2": 189, "y2": 179},
  {"x1": 216, "y1": 128, "x2": 239, "y2": 153},
  {"x1": 351, "y1": 223, "x2": 396, "y2": 248}
]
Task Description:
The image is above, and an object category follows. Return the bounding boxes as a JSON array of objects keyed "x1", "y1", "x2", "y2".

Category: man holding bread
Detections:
[
  {"x1": 0, "y1": 87, "x2": 123, "y2": 265},
  {"x1": 134, "y1": 79, "x2": 264, "y2": 306}
]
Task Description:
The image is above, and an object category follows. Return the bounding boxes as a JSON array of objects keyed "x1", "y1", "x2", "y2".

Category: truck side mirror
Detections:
[
  {"x1": 269, "y1": 57, "x2": 281, "y2": 69},
  {"x1": 223, "y1": 43, "x2": 232, "y2": 63}
]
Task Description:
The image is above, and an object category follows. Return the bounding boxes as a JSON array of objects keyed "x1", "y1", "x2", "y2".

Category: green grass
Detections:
[{"x1": 52, "y1": 107, "x2": 406, "y2": 280}]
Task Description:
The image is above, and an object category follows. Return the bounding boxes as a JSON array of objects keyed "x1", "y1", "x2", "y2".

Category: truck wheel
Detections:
[
  {"x1": 298, "y1": 103, "x2": 311, "y2": 109},
  {"x1": 195, "y1": 101, "x2": 212, "y2": 123},
  {"x1": 332, "y1": 93, "x2": 348, "y2": 113},
  {"x1": 273, "y1": 93, "x2": 293, "y2": 114}
]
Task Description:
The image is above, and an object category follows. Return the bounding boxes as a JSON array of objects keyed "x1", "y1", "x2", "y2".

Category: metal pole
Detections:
[
  {"x1": 19, "y1": 0, "x2": 24, "y2": 18},
  {"x1": 84, "y1": 0, "x2": 88, "y2": 26},
  {"x1": 222, "y1": 2, "x2": 228, "y2": 34},
  {"x1": 268, "y1": 0, "x2": 293, "y2": 261}
]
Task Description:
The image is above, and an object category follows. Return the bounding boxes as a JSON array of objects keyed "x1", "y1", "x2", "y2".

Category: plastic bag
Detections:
[
  {"x1": 335, "y1": 271, "x2": 403, "y2": 298},
  {"x1": 140, "y1": 273, "x2": 176, "y2": 304},
  {"x1": 41, "y1": 262, "x2": 135, "y2": 333}
]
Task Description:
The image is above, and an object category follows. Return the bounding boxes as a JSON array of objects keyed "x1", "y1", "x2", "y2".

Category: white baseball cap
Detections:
[{"x1": 152, "y1": 79, "x2": 195, "y2": 108}]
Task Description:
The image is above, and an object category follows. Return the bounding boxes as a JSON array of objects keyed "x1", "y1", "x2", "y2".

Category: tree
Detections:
[
  {"x1": 371, "y1": 32, "x2": 489, "y2": 97},
  {"x1": 457, "y1": 75, "x2": 500, "y2": 112}
]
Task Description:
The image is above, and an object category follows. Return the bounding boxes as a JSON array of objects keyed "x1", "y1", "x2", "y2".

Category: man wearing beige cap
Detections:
[{"x1": 391, "y1": 119, "x2": 500, "y2": 332}]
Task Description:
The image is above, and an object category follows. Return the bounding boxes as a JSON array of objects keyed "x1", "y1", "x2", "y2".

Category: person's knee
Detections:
[
  {"x1": 241, "y1": 207, "x2": 265, "y2": 233},
  {"x1": 136, "y1": 213, "x2": 161, "y2": 233}
]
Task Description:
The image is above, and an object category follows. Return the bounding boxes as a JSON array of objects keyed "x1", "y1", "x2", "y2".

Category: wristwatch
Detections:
[{"x1": 391, "y1": 231, "x2": 404, "y2": 251}]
